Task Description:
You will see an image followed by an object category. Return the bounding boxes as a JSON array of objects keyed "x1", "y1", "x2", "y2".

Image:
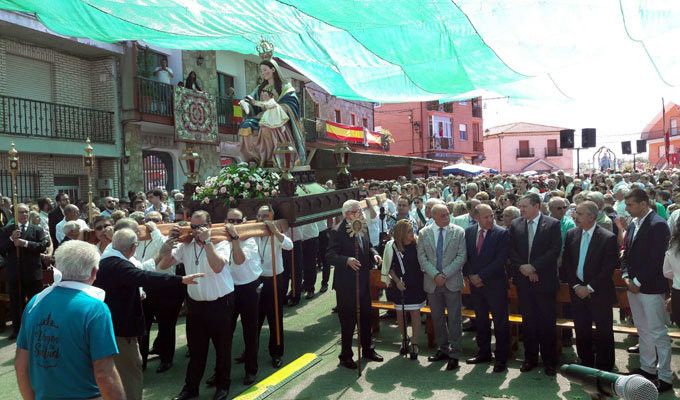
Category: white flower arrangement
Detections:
[{"x1": 193, "y1": 162, "x2": 280, "y2": 206}]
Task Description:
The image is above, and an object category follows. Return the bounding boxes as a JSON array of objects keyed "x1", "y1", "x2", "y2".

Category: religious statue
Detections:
[{"x1": 238, "y1": 40, "x2": 306, "y2": 167}]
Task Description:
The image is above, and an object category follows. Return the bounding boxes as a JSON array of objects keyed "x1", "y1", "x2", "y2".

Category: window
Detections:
[
  {"x1": 672, "y1": 118, "x2": 678, "y2": 136},
  {"x1": 472, "y1": 123, "x2": 480, "y2": 141},
  {"x1": 350, "y1": 113, "x2": 356, "y2": 126},
  {"x1": 136, "y1": 46, "x2": 165, "y2": 78},
  {"x1": 362, "y1": 117, "x2": 368, "y2": 128},
  {"x1": 217, "y1": 73, "x2": 235, "y2": 98},
  {"x1": 660, "y1": 146, "x2": 666, "y2": 158},
  {"x1": 459, "y1": 123, "x2": 468, "y2": 140},
  {"x1": 334, "y1": 110, "x2": 341, "y2": 123},
  {"x1": 547, "y1": 139, "x2": 557, "y2": 151},
  {"x1": 431, "y1": 115, "x2": 452, "y2": 149},
  {"x1": 458, "y1": 101, "x2": 468, "y2": 105}
]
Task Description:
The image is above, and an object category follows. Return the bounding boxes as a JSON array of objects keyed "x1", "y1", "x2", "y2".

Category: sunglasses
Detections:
[
  {"x1": 145, "y1": 218, "x2": 162, "y2": 223},
  {"x1": 94, "y1": 225, "x2": 112, "y2": 231},
  {"x1": 227, "y1": 218, "x2": 243, "y2": 224},
  {"x1": 190, "y1": 223, "x2": 208, "y2": 230}
]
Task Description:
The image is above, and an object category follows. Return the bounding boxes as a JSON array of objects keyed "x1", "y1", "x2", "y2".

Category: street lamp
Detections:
[
  {"x1": 274, "y1": 144, "x2": 297, "y2": 197},
  {"x1": 334, "y1": 142, "x2": 352, "y2": 189},
  {"x1": 83, "y1": 138, "x2": 95, "y2": 225},
  {"x1": 8, "y1": 143, "x2": 19, "y2": 226}
]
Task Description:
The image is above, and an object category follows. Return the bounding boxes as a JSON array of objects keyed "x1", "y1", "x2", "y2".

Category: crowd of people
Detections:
[{"x1": 2, "y1": 168, "x2": 680, "y2": 398}]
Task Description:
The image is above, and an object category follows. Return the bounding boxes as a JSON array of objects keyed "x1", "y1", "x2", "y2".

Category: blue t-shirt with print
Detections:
[{"x1": 17, "y1": 286, "x2": 118, "y2": 400}]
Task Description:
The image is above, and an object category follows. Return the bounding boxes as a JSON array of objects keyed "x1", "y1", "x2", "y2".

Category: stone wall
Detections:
[
  {"x1": 181, "y1": 50, "x2": 218, "y2": 96},
  {"x1": 244, "y1": 60, "x2": 259, "y2": 94},
  {"x1": 123, "y1": 124, "x2": 144, "y2": 194}
]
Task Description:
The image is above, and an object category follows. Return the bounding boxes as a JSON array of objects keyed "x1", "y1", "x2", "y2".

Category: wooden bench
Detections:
[{"x1": 369, "y1": 269, "x2": 680, "y2": 349}]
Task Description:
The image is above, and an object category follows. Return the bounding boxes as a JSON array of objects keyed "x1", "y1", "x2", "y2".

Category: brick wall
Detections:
[{"x1": 304, "y1": 82, "x2": 373, "y2": 131}]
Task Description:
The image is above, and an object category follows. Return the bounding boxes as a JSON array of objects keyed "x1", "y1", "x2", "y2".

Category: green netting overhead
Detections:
[{"x1": 0, "y1": 0, "x2": 525, "y2": 102}]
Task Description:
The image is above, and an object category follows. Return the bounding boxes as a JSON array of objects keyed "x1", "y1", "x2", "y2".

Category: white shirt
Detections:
[
  {"x1": 384, "y1": 199, "x2": 397, "y2": 216},
  {"x1": 365, "y1": 205, "x2": 381, "y2": 246},
  {"x1": 227, "y1": 238, "x2": 262, "y2": 285},
  {"x1": 663, "y1": 245, "x2": 680, "y2": 290},
  {"x1": 631, "y1": 209, "x2": 653, "y2": 242},
  {"x1": 172, "y1": 240, "x2": 233, "y2": 301},
  {"x1": 299, "y1": 222, "x2": 320, "y2": 241},
  {"x1": 134, "y1": 229, "x2": 170, "y2": 274},
  {"x1": 55, "y1": 218, "x2": 89, "y2": 244},
  {"x1": 433, "y1": 224, "x2": 449, "y2": 249},
  {"x1": 258, "y1": 233, "x2": 293, "y2": 277},
  {"x1": 153, "y1": 66, "x2": 173, "y2": 84},
  {"x1": 285, "y1": 226, "x2": 303, "y2": 242}
]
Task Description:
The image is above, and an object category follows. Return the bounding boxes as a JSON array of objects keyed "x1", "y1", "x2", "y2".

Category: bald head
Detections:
[{"x1": 432, "y1": 204, "x2": 450, "y2": 228}]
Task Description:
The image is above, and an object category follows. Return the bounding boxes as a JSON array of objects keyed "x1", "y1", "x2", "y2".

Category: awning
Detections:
[{"x1": 443, "y1": 163, "x2": 497, "y2": 176}]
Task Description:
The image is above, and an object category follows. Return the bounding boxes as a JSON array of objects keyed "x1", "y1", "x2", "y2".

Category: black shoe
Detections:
[
  {"x1": 399, "y1": 337, "x2": 410, "y2": 355},
  {"x1": 520, "y1": 361, "x2": 537, "y2": 373},
  {"x1": 446, "y1": 358, "x2": 459, "y2": 370},
  {"x1": 272, "y1": 358, "x2": 283, "y2": 368},
  {"x1": 149, "y1": 347, "x2": 159, "y2": 355},
  {"x1": 363, "y1": 349, "x2": 384, "y2": 362},
  {"x1": 409, "y1": 344, "x2": 419, "y2": 360},
  {"x1": 173, "y1": 389, "x2": 199, "y2": 400},
  {"x1": 305, "y1": 291, "x2": 315, "y2": 299},
  {"x1": 627, "y1": 344, "x2": 640, "y2": 354},
  {"x1": 466, "y1": 355, "x2": 492, "y2": 364},
  {"x1": 7, "y1": 331, "x2": 18, "y2": 341},
  {"x1": 235, "y1": 353, "x2": 245, "y2": 364},
  {"x1": 339, "y1": 358, "x2": 357, "y2": 369},
  {"x1": 213, "y1": 388, "x2": 229, "y2": 400},
  {"x1": 331, "y1": 306, "x2": 338, "y2": 313},
  {"x1": 320, "y1": 284, "x2": 328, "y2": 293},
  {"x1": 205, "y1": 373, "x2": 216, "y2": 387},
  {"x1": 544, "y1": 366, "x2": 557, "y2": 377},
  {"x1": 156, "y1": 362, "x2": 172, "y2": 373},
  {"x1": 657, "y1": 380, "x2": 673, "y2": 393},
  {"x1": 428, "y1": 351, "x2": 449, "y2": 362},
  {"x1": 630, "y1": 368, "x2": 657, "y2": 381},
  {"x1": 243, "y1": 374, "x2": 256, "y2": 386},
  {"x1": 493, "y1": 363, "x2": 507, "y2": 373},
  {"x1": 288, "y1": 298, "x2": 300, "y2": 307}
]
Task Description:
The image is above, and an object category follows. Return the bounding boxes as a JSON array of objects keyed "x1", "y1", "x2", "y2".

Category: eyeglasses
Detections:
[
  {"x1": 554, "y1": 206, "x2": 566, "y2": 210},
  {"x1": 190, "y1": 223, "x2": 208, "y2": 229},
  {"x1": 94, "y1": 224, "x2": 112, "y2": 231},
  {"x1": 145, "y1": 218, "x2": 162, "y2": 223},
  {"x1": 227, "y1": 218, "x2": 243, "y2": 224}
]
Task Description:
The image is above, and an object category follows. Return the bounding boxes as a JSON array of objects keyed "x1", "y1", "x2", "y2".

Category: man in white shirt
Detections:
[
  {"x1": 145, "y1": 189, "x2": 175, "y2": 222},
  {"x1": 300, "y1": 221, "x2": 320, "y2": 300},
  {"x1": 55, "y1": 204, "x2": 89, "y2": 244},
  {"x1": 157, "y1": 211, "x2": 237, "y2": 400},
  {"x1": 255, "y1": 206, "x2": 293, "y2": 369},
  {"x1": 153, "y1": 58, "x2": 173, "y2": 84},
  {"x1": 223, "y1": 209, "x2": 261, "y2": 386}
]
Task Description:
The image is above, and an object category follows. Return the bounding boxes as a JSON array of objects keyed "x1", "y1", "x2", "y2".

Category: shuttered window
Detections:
[{"x1": 5, "y1": 54, "x2": 53, "y2": 101}]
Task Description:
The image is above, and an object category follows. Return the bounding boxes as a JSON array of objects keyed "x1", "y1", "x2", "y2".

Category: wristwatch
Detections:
[{"x1": 231, "y1": 234, "x2": 240, "y2": 241}]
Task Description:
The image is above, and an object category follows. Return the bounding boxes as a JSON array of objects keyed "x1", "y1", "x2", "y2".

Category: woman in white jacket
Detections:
[{"x1": 662, "y1": 218, "x2": 680, "y2": 325}]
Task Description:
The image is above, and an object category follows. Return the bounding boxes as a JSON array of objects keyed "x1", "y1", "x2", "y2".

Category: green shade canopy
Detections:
[{"x1": 0, "y1": 0, "x2": 524, "y2": 102}]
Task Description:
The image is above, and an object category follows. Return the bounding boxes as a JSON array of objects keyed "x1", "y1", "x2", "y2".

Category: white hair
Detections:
[
  {"x1": 494, "y1": 184, "x2": 504, "y2": 191},
  {"x1": 112, "y1": 228, "x2": 138, "y2": 253},
  {"x1": 342, "y1": 199, "x2": 361, "y2": 214},
  {"x1": 55, "y1": 240, "x2": 100, "y2": 282},
  {"x1": 503, "y1": 206, "x2": 520, "y2": 219},
  {"x1": 63, "y1": 221, "x2": 81, "y2": 235},
  {"x1": 425, "y1": 198, "x2": 444, "y2": 208}
]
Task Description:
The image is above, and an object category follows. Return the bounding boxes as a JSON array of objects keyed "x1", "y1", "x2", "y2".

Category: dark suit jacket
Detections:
[
  {"x1": 0, "y1": 223, "x2": 49, "y2": 281},
  {"x1": 508, "y1": 214, "x2": 562, "y2": 293},
  {"x1": 621, "y1": 211, "x2": 670, "y2": 294},
  {"x1": 48, "y1": 207, "x2": 64, "y2": 248},
  {"x1": 561, "y1": 225, "x2": 618, "y2": 305},
  {"x1": 327, "y1": 220, "x2": 379, "y2": 295},
  {"x1": 0, "y1": 207, "x2": 10, "y2": 228},
  {"x1": 463, "y1": 224, "x2": 509, "y2": 283},
  {"x1": 94, "y1": 256, "x2": 182, "y2": 338}
]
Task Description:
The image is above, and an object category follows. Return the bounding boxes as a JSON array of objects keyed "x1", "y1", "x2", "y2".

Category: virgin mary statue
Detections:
[{"x1": 238, "y1": 59, "x2": 306, "y2": 166}]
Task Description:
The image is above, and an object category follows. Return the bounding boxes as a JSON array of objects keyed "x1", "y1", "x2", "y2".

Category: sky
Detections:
[{"x1": 456, "y1": 0, "x2": 680, "y2": 164}]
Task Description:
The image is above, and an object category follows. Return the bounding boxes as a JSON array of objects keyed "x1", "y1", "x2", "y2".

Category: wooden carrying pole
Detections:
[
  {"x1": 270, "y1": 225, "x2": 281, "y2": 346},
  {"x1": 354, "y1": 237, "x2": 362, "y2": 377},
  {"x1": 137, "y1": 220, "x2": 289, "y2": 243}
]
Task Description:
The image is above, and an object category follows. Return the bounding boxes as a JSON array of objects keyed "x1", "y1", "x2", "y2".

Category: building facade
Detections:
[
  {"x1": 640, "y1": 102, "x2": 680, "y2": 167},
  {"x1": 373, "y1": 98, "x2": 484, "y2": 163},
  {"x1": 483, "y1": 122, "x2": 574, "y2": 174},
  {"x1": 0, "y1": 11, "x2": 123, "y2": 203}
]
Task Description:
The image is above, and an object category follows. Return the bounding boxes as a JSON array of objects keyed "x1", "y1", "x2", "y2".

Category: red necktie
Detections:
[{"x1": 476, "y1": 229, "x2": 485, "y2": 254}]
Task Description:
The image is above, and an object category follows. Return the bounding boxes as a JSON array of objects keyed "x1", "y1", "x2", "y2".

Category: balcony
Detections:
[
  {"x1": 516, "y1": 148, "x2": 535, "y2": 158},
  {"x1": 135, "y1": 77, "x2": 240, "y2": 136},
  {"x1": 472, "y1": 106, "x2": 482, "y2": 118},
  {"x1": 0, "y1": 95, "x2": 114, "y2": 143},
  {"x1": 473, "y1": 141, "x2": 484, "y2": 152},
  {"x1": 545, "y1": 147, "x2": 563, "y2": 157}
]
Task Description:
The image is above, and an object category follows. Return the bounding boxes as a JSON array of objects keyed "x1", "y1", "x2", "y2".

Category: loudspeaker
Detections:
[
  {"x1": 582, "y1": 128, "x2": 596, "y2": 148},
  {"x1": 636, "y1": 139, "x2": 647, "y2": 154},
  {"x1": 621, "y1": 141, "x2": 631, "y2": 154},
  {"x1": 560, "y1": 129, "x2": 575, "y2": 149}
]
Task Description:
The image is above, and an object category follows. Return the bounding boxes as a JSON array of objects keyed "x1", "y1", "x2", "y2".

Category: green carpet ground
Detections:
[{"x1": 0, "y1": 271, "x2": 678, "y2": 399}]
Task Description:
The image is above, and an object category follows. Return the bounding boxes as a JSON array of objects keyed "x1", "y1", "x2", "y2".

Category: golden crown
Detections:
[{"x1": 256, "y1": 38, "x2": 274, "y2": 60}]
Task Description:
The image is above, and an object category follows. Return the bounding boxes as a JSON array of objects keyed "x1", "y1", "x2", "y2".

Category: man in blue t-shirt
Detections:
[{"x1": 15, "y1": 240, "x2": 124, "y2": 400}]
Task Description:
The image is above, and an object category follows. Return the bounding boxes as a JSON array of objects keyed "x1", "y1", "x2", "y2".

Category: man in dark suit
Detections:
[
  {"x1": 561, "y1": 200, "x2": 617, "y2": 371},
  {"x1": 48, "y1": 193, "x2": 69, "y2": 249},
  {"x1": 0, "y1": 203, "x2": 49, "y2": 339},
  {"x1": 463, "y1": 204, "x2": 510, "y2": 373},
  {"x1": 508, "y1": 193, "x2": 562, "y2": 376},
  {"x1": 620, "y1": 188, "x2": 673, "y2": 393},
  {"x1": 327, "y1": 199, "x2": 384, "y2": 369}
]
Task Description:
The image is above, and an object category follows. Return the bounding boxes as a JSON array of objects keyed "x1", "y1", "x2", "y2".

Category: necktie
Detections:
[
  {"x1": 436, "y1": 227, "x2": 444, "y2": 272},
  {"x1": 577, "y1": 231, "x2": 590, "y2": 281},
  {"x1": 527, "y1": 220, "x2": 535, "y2": 257},
  {"x1": 20, "y1": 224, "x2": 26, "y2": 237},
  {"x1": 476, "y1": 229, "x2": 485, "y2": 255}
]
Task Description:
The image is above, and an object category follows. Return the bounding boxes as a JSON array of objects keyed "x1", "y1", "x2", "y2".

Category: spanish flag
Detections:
[{"x1": 325, "y1": 121, "x2": 364, "y2": 143}]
